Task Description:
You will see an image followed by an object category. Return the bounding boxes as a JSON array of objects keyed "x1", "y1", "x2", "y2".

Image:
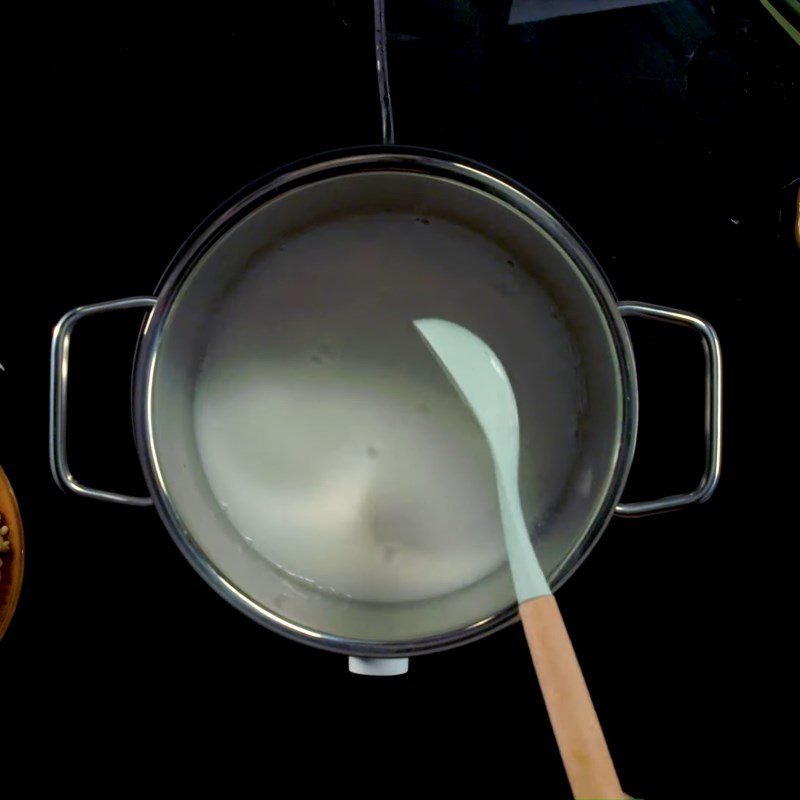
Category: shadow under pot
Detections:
[{"x1": 49, "y1": 149, "x2": 722, "y2": 675}]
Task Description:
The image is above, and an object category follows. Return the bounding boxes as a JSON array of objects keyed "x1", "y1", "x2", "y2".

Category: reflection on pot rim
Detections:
[{"x1": 135, "y1": 148, "x2": 640, "y2": 656}]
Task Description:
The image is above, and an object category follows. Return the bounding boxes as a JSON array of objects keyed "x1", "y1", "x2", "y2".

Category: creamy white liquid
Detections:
[{"x1": 193, "y1": 212, "x2": 582, "y2": 603}]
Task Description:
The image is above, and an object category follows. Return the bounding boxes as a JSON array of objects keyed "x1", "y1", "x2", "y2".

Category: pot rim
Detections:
[{"x1": 132, "y1": 145, "x2": 639, "y2": 657}]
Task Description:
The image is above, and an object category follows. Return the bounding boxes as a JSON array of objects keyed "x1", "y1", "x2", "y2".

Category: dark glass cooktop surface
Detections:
[{"x1": 4, "y1": 2, "x2": 798, "y2": 798}]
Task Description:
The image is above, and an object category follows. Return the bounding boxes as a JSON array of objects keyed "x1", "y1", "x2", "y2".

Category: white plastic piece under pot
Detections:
[{"x1": 348, "y1": 657, "x2": 409, "y2": 676}]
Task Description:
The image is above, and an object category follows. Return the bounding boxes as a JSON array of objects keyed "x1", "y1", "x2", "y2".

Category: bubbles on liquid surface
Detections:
[
  {"x1": 310, "y1": 338, "x2": 339, "y2": 365},
  {"x1": 383, "y1": 543, "x2": 398, "y2": 562}
]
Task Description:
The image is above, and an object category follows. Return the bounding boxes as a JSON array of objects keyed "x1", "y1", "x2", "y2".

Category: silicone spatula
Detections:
[{"x1": 414, "y1": 318, "x2": 626, "y2": 800}]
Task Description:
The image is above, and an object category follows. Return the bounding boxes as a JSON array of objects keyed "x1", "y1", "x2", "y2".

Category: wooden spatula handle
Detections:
[{"x1": 519, "y1": 594, "x2": 625, "y2": 800}]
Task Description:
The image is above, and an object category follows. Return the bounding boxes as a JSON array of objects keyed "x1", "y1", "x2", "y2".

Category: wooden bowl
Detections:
[{"x1": 0, "y1": 464, "x2": 24, "y2": 639}]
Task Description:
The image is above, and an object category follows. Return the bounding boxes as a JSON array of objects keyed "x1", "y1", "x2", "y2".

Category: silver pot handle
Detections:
[
  {"x1": 49, "y1": 297, "x2": 158, "y2": 506},
  {"x1": 615, "y1": 301, "x2": 722, "y2": 517}
]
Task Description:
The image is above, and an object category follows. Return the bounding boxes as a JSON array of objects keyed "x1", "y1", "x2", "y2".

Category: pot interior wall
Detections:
[{"x1": 146, "y1": 169, "x2": 624, "y2": 645}]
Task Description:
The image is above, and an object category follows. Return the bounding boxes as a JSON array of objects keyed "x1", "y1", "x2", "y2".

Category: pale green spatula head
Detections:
[
  {"x1": 413, "y1": 318, "x2": 521, "y2": 481},
  {"x1": 413, "y1": 318, "x2": 550, "y2": 602}
]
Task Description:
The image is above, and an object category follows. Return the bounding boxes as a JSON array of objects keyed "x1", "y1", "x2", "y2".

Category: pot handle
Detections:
[
  {"x1": 615, "y1": 301, "x2": 722, "y2": 517},
  {"x1": 49, "y1": 297, "x2": 158, "y2": 507}
]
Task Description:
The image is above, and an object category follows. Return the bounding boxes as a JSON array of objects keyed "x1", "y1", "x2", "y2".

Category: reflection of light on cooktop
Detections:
[{"x1": 509, "y1": 0, "x2": 669, "y2": 25}]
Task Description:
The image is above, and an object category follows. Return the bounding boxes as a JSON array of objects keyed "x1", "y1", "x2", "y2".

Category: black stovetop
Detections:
[{"x1": 4, "y1": 2, "x2": 799, "y2": 798}]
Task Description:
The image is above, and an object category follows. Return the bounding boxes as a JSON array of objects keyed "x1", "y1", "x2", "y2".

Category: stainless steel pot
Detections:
[{"x1": 49, "y1": 149, "x2": 721, "y2": 673}]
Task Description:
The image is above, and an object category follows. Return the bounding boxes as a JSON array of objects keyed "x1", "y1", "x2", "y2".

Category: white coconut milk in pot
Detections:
[{"x1": 193, "y1": 208, "x2": 584, "y2": 605}]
